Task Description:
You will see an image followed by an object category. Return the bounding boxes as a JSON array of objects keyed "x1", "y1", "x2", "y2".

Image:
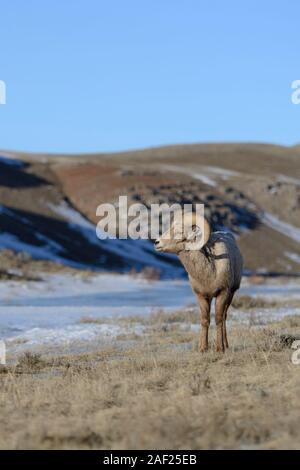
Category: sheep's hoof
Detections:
[
  {"x1": 199, "y1": 345, "x2": 208, "y2": 353},
  {"x1": 216, "y1": 346, "x2": 225, "y2": 353}
]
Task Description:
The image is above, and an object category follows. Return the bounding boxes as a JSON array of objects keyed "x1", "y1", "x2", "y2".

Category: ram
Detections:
[{"x1": 155, "y1": 211, "x2": 243, "y2": 352}]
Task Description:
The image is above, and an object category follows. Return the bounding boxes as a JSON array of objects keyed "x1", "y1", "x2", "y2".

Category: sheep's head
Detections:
[{"x1": 154, "y1": 211, "x2": 211, "y2": 254}]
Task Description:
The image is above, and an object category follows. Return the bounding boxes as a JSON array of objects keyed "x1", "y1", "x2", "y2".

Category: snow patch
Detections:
[
  {"x1": 162, "y1": 164, "x2": 240, "y2": 187},
  {"x1": 202, "y1": 166, "x2": 240, "y2": 179},
  {"x1": 277, "y1": 174, "x2": 300, "y2": 187},
  {"x1": 7, "y1": 323, "x2": 141, "y2": 347},
  {"x1": 285, "y1": 252, "x2": 300, "y2": 264},
  {"x1": 162, "y1": 165, "x2": 216, "y2": 187},
  {"x1": 262, "y1": 212, "x2": 300, "y2": 244},
  {"x1": 0, "y1": 155, "x2": 24, "y2": 167},
  {"x1": 48, "y1": 201, "x2": 174, "y2": 270},
  {"x1": 0, "y1": 205, "x2": 90, "y2": 269}
]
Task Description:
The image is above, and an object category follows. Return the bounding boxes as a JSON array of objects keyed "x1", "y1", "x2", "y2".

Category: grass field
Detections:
[{"x1": 1, "y1": 305, "x2": 300, "y2": 450}]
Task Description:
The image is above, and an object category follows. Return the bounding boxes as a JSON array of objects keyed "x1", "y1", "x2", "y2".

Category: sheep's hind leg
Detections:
[
  {"x1": 223, "y1": 315, "x2": 229, "y2": 349},
  {"x1": 223, "y1": 291, "x2": 234, "y2": 349},
  {"x1": 215, "y1": 291, "x2": 231, "y2": 353},
  {"x1": 197, "y1": 294, "x2": 212, "y2": 352}
]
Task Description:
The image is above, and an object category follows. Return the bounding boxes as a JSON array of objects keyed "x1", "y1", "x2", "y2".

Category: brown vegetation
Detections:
[{"x1": 1, "y1": 311, "x2": 300, "y2": 450}]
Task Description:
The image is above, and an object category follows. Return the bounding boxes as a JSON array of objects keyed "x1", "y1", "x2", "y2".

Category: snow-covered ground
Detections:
[
  {"x1": 48, "y1": 201, "x2": 168, "y2": 267},
  {"x1": 162, "y1": 164, "x2": 240, "y2": 187},
  {"x1": 0, "y1": 201, "x2": 176, "y2": 274},
  {"x1": 0, "y1": 273, "x2": 194, "y2": 353},
  {"x1": 0, "y1": 273, "x2": 300, "y2": 355},
  {"x1": 262, "y1": 212, "x2": 300, "y2": 244},
  {"x1": 0, "y1": 155, "x2": 24, "y2": 167}
]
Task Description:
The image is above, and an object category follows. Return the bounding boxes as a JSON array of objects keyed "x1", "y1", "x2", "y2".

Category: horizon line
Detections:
[{"x1": 1, "y1": 140, "x2": 299, "y2": 158}]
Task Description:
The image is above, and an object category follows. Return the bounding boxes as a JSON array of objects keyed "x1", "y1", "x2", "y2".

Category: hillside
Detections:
[{"x1": 1, "y1": 143, "x2": 300, "y2": 276}]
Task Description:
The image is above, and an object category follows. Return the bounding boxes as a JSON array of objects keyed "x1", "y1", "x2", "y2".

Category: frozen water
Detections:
[{"x1": 0, "y1": 273, "x2": 299, "y2": 353}]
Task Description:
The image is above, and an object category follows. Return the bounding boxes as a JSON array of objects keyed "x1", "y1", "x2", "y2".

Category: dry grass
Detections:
[
  {"x1": 79, "y1": 306, "x2": 200, "y2": 326},
  {"x1": 232, "y1": 295, "x2": 280, "y2": 310},
  {"x1": 1, "y1": 314, "x2": 300, "y2": 450}
]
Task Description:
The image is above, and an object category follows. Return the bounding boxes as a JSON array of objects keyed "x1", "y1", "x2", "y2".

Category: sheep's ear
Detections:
[{"x1": 184, "y1": 224, "x2": 204, "y2": 251}]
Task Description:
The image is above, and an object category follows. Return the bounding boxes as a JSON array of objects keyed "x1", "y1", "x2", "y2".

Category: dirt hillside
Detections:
[{"x1": 1, "y1": 143, "x2": 300, "y2": 275}]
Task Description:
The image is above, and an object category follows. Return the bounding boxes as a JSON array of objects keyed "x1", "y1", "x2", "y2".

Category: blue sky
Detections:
[{"x1": 0, "y1": 0, "x2": 299, "y2": 153}]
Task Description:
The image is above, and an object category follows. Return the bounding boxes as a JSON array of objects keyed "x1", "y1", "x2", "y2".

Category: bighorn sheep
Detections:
[{"x1": 154, "y1": 211, "x2": 243, "y2": 352}]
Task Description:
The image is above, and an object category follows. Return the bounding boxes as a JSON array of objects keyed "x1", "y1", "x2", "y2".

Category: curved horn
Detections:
[
  {"x1": 182, "y1": 211, "x2": 211, "y2": 250},
  {"x1": 191, "y1": 213, "x2": 210, "y2": 246}
]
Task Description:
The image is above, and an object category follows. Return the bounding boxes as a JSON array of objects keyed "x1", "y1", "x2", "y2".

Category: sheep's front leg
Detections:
[
  {"x1": 197, "y1": 294, "x2": 211, "y2": 352},
  {"x1": 215, "y1": 291, "x2": 229, "y2": 353}
]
